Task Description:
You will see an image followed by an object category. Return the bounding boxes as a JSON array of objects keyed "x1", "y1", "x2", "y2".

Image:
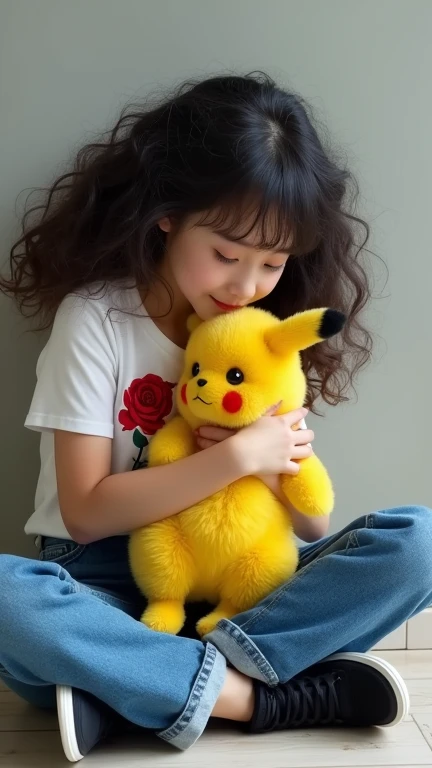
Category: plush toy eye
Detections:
[
  {"x1": 226, "y1": 367, "x2": 244, "y2": 385},
  {"x1": 192, "y1": 362, "x2": 200, "y2": 377}
]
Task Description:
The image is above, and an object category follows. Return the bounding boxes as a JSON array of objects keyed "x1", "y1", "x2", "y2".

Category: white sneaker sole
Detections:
[
  {"x1": 325, "y1": 651, "x2": 410, "y2": 726},
  {"x1": 56, "y1": 685, "x2": 84, "y2": 763}
]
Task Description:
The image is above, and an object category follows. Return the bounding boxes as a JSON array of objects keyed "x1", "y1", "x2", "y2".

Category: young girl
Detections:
[{"x1": 1, "y1": 71, "x2": 431, "y2": 763}]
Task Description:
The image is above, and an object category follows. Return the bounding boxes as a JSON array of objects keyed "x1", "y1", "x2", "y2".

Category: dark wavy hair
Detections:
[{"x1": 1, "y1": 70, "x2": 382, "y2": 414}]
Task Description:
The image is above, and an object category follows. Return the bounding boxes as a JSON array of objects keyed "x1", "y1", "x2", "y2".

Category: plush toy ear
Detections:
[
  {"x1": 265, "y1": 308, "x2": 346, "y2": 355},
  {"x1": 186, "y1": 313, "x2": 203, "y2": 334}
]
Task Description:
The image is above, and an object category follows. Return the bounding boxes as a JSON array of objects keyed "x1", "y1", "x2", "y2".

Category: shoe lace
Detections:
[{"x1": 267, "y1": 671, "x2": 345, "y2": 729}]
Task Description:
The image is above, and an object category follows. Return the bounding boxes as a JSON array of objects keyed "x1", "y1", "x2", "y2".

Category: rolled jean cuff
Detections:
[
  {"x1": 157, "y1": 642, "x2": 227, "y2": 750},
  {"x1": 205, "y1": 619, "x2": 279, "y2": 686}
]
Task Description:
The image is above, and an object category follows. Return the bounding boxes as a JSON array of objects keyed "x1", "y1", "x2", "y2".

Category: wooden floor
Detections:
[{"x1": 1, "y1": 651, "x2": 432, "y2": 767}]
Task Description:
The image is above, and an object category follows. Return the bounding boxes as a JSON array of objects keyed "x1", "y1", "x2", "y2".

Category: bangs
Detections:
[{"x1": 194, "y1": 177, "x2": 323, "y2": 257}]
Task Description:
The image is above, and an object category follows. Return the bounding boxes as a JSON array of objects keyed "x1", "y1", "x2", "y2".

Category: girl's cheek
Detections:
[{"x1": 185, "y1": 262, "x2": 215, "y2": 292}]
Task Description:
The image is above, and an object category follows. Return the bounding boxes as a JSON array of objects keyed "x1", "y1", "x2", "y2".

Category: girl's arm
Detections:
[
  {"x1": 194, "y1": 420, "x2": 326, "y2": 542},
  {"x1": 55, "y1": 406, "x2": 309, "y2": 544},
  {"x1": 55, "y1": 430, "x2": 247, "y2": 544}
]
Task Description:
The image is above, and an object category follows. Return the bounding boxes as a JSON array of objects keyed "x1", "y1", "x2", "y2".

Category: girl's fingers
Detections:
[
  {"x1": 285, "y1": 461, "x2": 301, "y2": 476},
  {"x1": 293, "y1": 444, "x2": 314, "y2": 459},
  {"x1": 282, "y1": 407, "x2": 309, "y2": 426},
  {"x1": 265, "y1": 405, "x2": 309, "y2": 422},
  {"x1": 294, "y1": 429, "x2": 314, "y2": 444},
  {"x1": 196, "y1": 426, "x2": 237, "y2": 441},
  {"x1": 196, "y1": 437, "x2": 217, "y2": 450},
  {"x1": 264, "y1": 401, "x2": 283, "y2": 416}
]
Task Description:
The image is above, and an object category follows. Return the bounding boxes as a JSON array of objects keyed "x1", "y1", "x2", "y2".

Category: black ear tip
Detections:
[{"x1": 319, "y1": 309, "x2": 347, "y2": 339}]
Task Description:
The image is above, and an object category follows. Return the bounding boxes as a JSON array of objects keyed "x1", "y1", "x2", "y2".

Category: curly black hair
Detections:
[{"x1": 1, "y1": 70, "x2": 383, "y2": 414}]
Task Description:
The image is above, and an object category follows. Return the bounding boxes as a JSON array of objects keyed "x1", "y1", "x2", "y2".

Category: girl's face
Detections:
[{"x1": 158, "y1": 211, "x2": 291, "y2": 321}]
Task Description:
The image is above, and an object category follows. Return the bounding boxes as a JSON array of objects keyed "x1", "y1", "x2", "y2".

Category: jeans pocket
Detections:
[{"x1": 39, "y1": 538, "x2": 87, "y2": 567}]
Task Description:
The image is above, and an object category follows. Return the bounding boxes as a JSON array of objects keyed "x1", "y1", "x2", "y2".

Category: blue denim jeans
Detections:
[{"x1": 1, "y1": 505, "x2": 431, "y2": 750}]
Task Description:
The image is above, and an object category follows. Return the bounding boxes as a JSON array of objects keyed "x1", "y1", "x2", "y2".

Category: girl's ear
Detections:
[
  {"x1": 157, "y1": 216, "x2": 172, "y2": 233},
  {"x1": 187, "y1": 314, "x2": 203, "y2": 334}
]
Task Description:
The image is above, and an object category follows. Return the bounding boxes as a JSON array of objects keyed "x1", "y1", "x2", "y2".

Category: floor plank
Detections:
[
  {"x1": 0, "y1": 651, "x2": 431, "y2": 766},
  {"x1": 1, "y1": 720, "x2": 432, "y2": 767},
  {"x1": 408, "y1": 679, "x2": 432, "y2": 713},
  {"x1": 0, "y1": 691, "x2": 58, "y2": 732},
  {"x1": 413, "y1": 713, "x2": 432, "y2": 750},
  {"x1": 373, "y1": 651, "x2": 432, "y2": 679}
]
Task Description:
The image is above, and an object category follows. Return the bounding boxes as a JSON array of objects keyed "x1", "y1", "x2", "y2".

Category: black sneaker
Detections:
[
  {"x1": 248, "y1": 651, "x2": 410, "y2": 734},
  {"x1": 56, "y1": 685, "x2": 121, "y2": 762}
]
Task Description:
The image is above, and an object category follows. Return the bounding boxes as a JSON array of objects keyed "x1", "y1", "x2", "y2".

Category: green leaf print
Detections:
[{"x1": 133, "y1": 429, "x2": 149, "y2": 449}]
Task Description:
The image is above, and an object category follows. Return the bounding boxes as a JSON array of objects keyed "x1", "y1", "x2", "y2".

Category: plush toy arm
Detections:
[
  {"x1": 281, "y1": 453, "x2": 334, "y2": 517},
  {"x1": 148, "y1": 416, "x2": 196, "y2": 467}
]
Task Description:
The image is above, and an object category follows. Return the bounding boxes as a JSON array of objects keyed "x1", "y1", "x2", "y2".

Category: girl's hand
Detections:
[
  {"x1": 195, "y1": 405, "x2": 314, "y2": 477},
  {"x1": 235, "y1": 406, "x2": 314, "y2": 476},
  {"x1": 195, "y1": 425, "x2": 237, "y2": 450}
]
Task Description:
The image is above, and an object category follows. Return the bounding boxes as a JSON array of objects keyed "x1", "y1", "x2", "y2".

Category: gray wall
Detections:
[{"x1": 1, "y1": 0, "x2": 430, "y2": 556}]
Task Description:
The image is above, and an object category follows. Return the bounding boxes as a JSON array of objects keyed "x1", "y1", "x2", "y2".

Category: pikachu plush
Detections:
[{"x1": 129, "y1": 306, "x2": 346, "y2": 637}]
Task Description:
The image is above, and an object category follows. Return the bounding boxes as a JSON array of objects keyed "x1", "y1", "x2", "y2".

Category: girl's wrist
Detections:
[{"x1": 227, "y1": 432, "x2": 255, "y2": 477}]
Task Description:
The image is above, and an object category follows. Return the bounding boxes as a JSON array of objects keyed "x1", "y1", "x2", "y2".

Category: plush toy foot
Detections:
[
  {"x1": 140, "y1": 600, "x2": 186, "y2": 634},
  {"x1": 196, "y1": 601, "x2": 239, "y2": 637},
  {"x1": 196, "y1": 612, "x2": 225, "y2": 637}
]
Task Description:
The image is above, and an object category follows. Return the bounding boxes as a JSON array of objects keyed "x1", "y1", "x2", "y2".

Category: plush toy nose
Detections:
[{"x1": 197, "y1": 379, "x2": 207, "y2": 387}]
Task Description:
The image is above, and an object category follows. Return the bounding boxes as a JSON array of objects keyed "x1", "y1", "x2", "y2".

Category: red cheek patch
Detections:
[
  {"x1": 181, "y1": 383, "x2": 187, "y2": 404},
  {"x1": 222, "y1": 391, "x2": 243, "y2": 413}
]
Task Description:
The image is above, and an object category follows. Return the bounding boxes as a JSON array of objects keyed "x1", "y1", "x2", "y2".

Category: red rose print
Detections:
[{"x1": 118, "y1": 374, "x2": 175, "y2": 435}]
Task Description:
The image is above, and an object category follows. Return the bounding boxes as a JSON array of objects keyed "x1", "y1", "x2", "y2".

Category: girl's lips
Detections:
[{"x1": 211, "y1": 296, "x2": 244, "y2": 311}]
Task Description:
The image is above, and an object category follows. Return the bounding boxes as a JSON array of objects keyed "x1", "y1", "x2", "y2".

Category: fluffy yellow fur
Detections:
[{"x1": 129, "y1": 306, "x2": 346, "y2": 636}]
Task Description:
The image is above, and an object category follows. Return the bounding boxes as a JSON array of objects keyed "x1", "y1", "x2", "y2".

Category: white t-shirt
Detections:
[
  {"x1": 24, "y1": 281, "x2": 184, "y2": 541},
  {"x1": 24, "y1": 280, "x2": 308, "y2": 543}
]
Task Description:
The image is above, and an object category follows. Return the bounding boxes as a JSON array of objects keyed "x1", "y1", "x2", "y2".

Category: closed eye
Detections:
[
  {"x1": 214, "y1": 250, "x2": 238, "y2": 265},
  {"x1": 263, "y1": 263, "x2": 285, "y2": 272},
  {"x1": 214, "y1": 250, "x2": 285, "y2": 272}
]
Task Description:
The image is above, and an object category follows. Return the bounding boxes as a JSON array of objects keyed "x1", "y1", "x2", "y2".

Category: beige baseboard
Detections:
[
  {"x1": 406, "y1": 607, "x2": 432, "y2": 649},
  {"x1": 372, "y1": 608, "x2": 432, "y2": 650},
  {"x1": 372, "y1": 622, "x2": 407, "y2": 650}
]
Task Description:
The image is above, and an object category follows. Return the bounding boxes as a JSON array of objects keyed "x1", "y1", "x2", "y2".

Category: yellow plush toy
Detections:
[{"x1": 129, "y1": 306, "x2": 346, "y2": 637}]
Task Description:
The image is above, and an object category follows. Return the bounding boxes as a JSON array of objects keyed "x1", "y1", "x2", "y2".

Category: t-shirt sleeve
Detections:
[{"x1": 25, "y1": 294, "x2": 117, "y2": 438}]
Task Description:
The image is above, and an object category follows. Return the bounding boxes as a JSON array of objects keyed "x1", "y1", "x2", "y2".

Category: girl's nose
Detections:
[{"x1": 229, "y1": 276, "x2": 256, "y2": 301}]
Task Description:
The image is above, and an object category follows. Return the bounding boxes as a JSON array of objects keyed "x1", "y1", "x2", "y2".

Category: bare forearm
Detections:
[
  {"x1": 288, "y1": 503, "x2": 330, "y2": 542},
  {"x1": 258, "y1": 474, "x2": 330, "y2": 542},
  {"x1": 71, "y1": 438, "x2": 246, "y2": 544}
]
